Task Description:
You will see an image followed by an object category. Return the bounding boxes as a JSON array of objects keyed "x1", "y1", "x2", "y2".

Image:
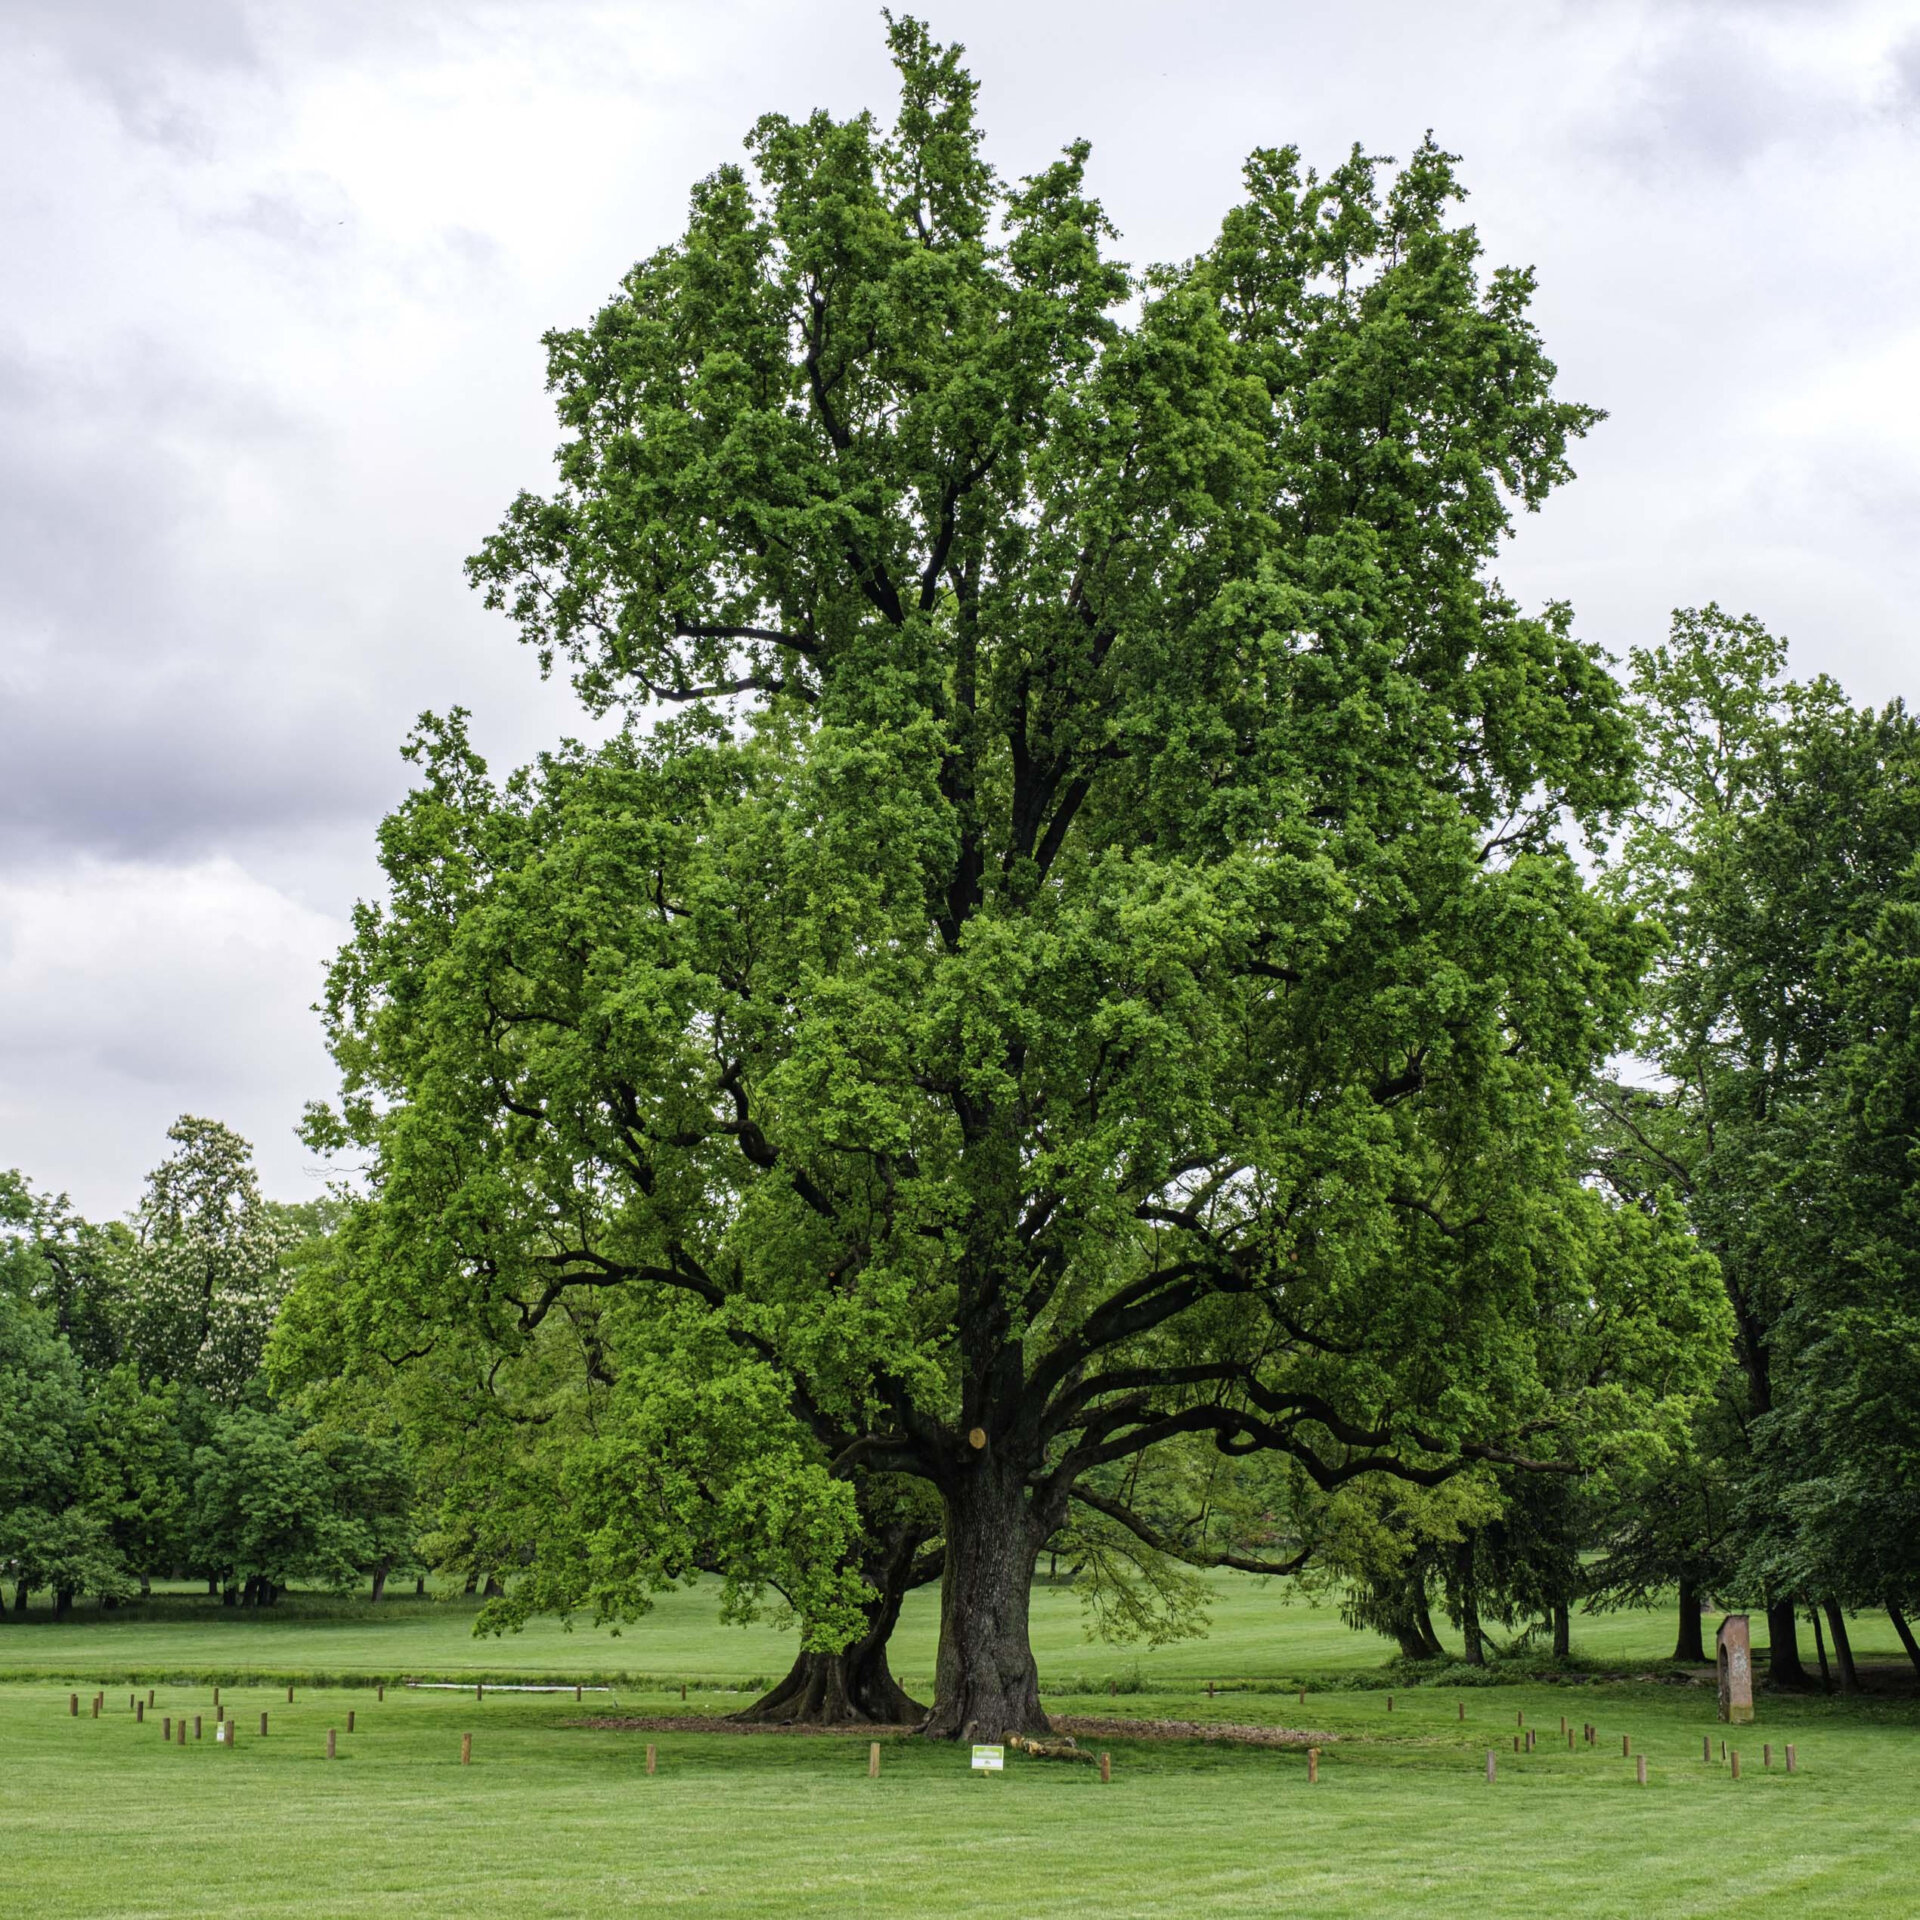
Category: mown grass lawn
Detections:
[
  {"x1": 4, "y1": 1675, "x2": 1916, "y2": 1917},
  {"x1": 2, "y1": 1570, "x2": 1912, "y2": 1690}
]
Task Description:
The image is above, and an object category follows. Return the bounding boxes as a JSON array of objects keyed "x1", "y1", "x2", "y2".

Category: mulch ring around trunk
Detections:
[{"x1": 571, "y1": 1714, "x2": 1337, "y2": 1745}]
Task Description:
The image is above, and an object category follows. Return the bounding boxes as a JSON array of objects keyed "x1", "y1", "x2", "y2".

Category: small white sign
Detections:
[{"x1": 970, "y1": 1744, "x2": 1005, "y2": 1772}]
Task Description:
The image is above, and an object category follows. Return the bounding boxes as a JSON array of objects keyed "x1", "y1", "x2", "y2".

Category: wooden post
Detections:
[
  {"x1": 1516, "y1": 1710, "x2": 1524, "y2": 1726},
  {"x1": 1457, "y1": 1700, "x2": 1464, "y2": 1721},
  {"x1": 163, "y1": 1717, "x2": 171, "y2": 1739},
  {"x1": 461, "y1": 1733, "x2": 472, "y2": 1765},
  {"x1": 476, "y1": 1683, "x2": 483, "y2": 1702},
  {"x1": 1637, "y1": 1754, "x2": 1647, "y2": 1786},
  {"x1": 260, "y1": 1712, "x2": 269, "y2": 1737},
  {"x1": 69, "y1": 1693, "x2": 78, "y2": 1716},
  {"x1": 1719, "y1": 1739, "x2": 1726, "y2": 1761},
  {"x1": 1512, "y1": 1735, "x2": 1519, "y2": 1753},
  {"x1": 1567, "y1": 1728, "x2": 1574, "y2": 1750},
  {"x1": 92, "y1": 1696, "x2": 100, "y2": 1719},
  {"x1": 1730, "y1": 1749, "x2": 1740, "y2": 1780},
  {"x1": 1559, "y1": 1716, "x2": 1567, "y2": 1735},
  {"x1": 1207, "y1": 1681, "x2": 1214, "y2": 1698},
  {"x1": 1386, "y1": 1695, "x2": 1393, "y2": 1712},
  {"x1": 215, "y1": 1704, "x2": 223, "y2": 1723},
  {"x1": 136, "y1": 1701, "x2": 144, "y2": 1723},
  {"x1": 194, "y1": 1716, "x2": 202, "y2": 1740},
  {"x1": 575, "y1": 1686, "x2": 582, "y2": 1702},
  {"x1": 1622, "y1": 1734, "x2": 1631, "y2": 1757},
  {"x1": 378, "y1": 1684, "x2": 385, "y2": 1703},
  {"x1": 1306, "y1": 1748, "x2": 1318, "y2": 1785},
  {"x1": 286, "y1": 1686, "x2": 294, "y2": 1704},
  {"x1": 213, "y1": 1686, "x2": 220, "y2": 1708},
  {"x1": 646, "y1": 1743, "x2": 657, "y2": 1776},
  {"x1": 148, "y1": 1690, "x2": 155, "y2": 1708},
  {"x1": 1486, "y1": 1750, "x2": 1496, "y2": 1783},
  {"x1": 681, "y1": 1683, "x2": 687, "y2": 1702},
  {"x1": 1099, "y1": 1751, "x2": 1112, "y2": 1784},
  {"x1": 176, "y1": 1718, "x2": 185, "y2": 1746},
  {"x1": 1702, "y1": 1734, "x2": 1711, "y2": 1762},
  {"x1": 348, "y1": 1710, "x2": 356, "y2": 1733},
  {"x1": 1298, "y1": 1688, "x2": 1305, "y2": 1706},
  {"x1": 1763, "y1": 1742, "x2": 1772, "y2": 1768},
  {"x1": 327, "y1": 1729, "x2": 336, "y2": 1759},
  {"x1": 869, "y1": 1742, "x2": 880, "y2": 1779},
  {"x1": 1785, "y1": 1744, "x2": 1796, "y2": 1773},
  {"x1": 1526, "y1": 1729, "x2": 1534, "y2": 1751}
]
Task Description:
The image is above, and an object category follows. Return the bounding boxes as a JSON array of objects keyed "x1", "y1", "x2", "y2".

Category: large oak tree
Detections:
[{"x1": 312, "y1": 22, "x2": 1721, "y2": 1737}]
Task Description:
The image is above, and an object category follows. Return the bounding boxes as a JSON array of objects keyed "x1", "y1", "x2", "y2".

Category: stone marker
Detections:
[{"x1": 1716, "y1": 1613, "x2": 1754, "y2": 1725}]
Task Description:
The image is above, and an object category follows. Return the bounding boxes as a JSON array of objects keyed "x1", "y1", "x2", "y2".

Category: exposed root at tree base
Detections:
[{"x1": 571, "y1": 1713, "x2": 1338, "y2": 1745}]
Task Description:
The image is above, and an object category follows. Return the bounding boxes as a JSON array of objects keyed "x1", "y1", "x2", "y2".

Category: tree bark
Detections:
[
  {"x1": 920, "y1": 1457, "x2": 1050, "y2": 1741},
  {"x1": 1808, "y1": 1603, "x2": 1832, "y2": 1692},
  {"x1": 1887, "y1": 1602, "x2": 1920, "y2": 1677},
  {"x1": 53, "y1": 1588, "x2": 73, "y2": 1620},
  {"x1": 736, "y1": 1526, "x2": 931, "y2": 1726},
  {"x1": 1551, "y1": 1599, "x2": 1571, "y2": 1660},
  {"x1": 1766, "y1": 1597, "x2": 1809, "y2": 1687},
  {"x1": 1822, "y1": 1601, "x2": 1860, "y2": 1694},
  {"x1": 1412, "y1": 1585, "x2": 1446, "y2": 1661},
  {"x1": 1673, "y1": 1575, "x2": 1707, "y2": 1663},
  {"x1": 370, "y1": 1566, "x2": 388, "y2": 1605},
  {"x1": 1456, "y1": 1541, "x2": 1486, "y2": 1666},
  {"x1": 11, "y1": 1582, "x2": 27, "y2": 1615}
]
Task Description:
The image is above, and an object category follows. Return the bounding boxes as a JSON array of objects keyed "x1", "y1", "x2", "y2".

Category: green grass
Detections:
[
  {"x1": 1, "y1": 1570, "x2": 1911, "y2": 1692},
  {"x1": 4, "y1": 1674, "x2": 1916, "y2": 1916}
]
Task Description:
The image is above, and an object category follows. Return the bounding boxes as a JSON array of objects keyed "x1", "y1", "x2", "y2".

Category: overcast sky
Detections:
[{"x1": 2, "y1": 0, "x2": 1917, "y2": 1217}]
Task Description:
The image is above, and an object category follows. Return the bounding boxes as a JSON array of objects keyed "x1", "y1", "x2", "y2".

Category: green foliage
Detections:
[
  {"x1": 119, "y1": 1118, "x2": 299, "y2": 1406},
  {"x1": 306, "y1": 25, "x2": 1722, "y2": 1724}
]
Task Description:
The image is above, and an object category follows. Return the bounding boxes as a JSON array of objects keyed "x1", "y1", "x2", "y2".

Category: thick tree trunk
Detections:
[
  {"x1": 463, "y1": 1571, "x2": 478, "y2": 1596},
  {"x1": 53, "y1": 1588, "x2": 72, "y2": 1620},
  {"x1": 1822, "y1": 1601, "x2": 1860, "y2": 1694},
  {"x1": 416, "y1": 1575, "x2": 427, "y2": 1596},
  {"x1": 370, "y1": 1567, "x2": 388, "y2": 1605},
  {"x1": 1887, "y1": 1602, "x2": 1920, "y2": 1678},
  {"x1": 921, "y1": 1460, "x2": 1049, "y2": 1742},
  {"x1": 1673, "y1": 1575, "x2": 1707, "y2": 1662},
  {"x1": 1808, "y1": 1604, "x2": 1832, "y2": 1692},
  {"x1": 11, "y1": 1582, "x2": 27, "y2": 1615},
  {"x1": 482, "y1": 1575, "x2": 504, "y2": 1599},
  {"x1": 1766, "y1": 1598, "x2": 1809, "y2": 1687},
  {"x1": 736, "y1": 1526, "x2": 931, "y2": 1726},
  {"x1": 1551, "y1": 1600, "x2": 1571, "y2": 1660}
]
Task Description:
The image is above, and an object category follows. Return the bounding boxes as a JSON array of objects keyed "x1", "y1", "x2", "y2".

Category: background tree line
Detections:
[{"x1": 0, "y1": 1118, "x2": 414, "y2": 1615}]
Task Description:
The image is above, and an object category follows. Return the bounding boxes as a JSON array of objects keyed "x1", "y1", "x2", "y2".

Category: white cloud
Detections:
[
  {"x1": 0, "y1": 0, "x2": 1917, "y2": 1210},
  {"x1": 0, "y1": 858, "x2": 342, "y2": 1214}
]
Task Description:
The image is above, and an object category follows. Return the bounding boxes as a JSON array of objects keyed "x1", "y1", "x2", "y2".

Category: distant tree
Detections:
[
  {"x1": 190, "y1": 1408, "x2": 352, "y2": 1604},
  {"x1": 0, "y1": 1290, "x2": 131, "y2": 1614},
  {"x1": 1603, "y1": 607, "x2": 1920, "y2": 1683},
  {"x1": 77, "y1": 1366, "x2": 199, "y2": 1594},
  {"x1": 121, "y1": 1118, "x2": 297, "y2": 1405}
]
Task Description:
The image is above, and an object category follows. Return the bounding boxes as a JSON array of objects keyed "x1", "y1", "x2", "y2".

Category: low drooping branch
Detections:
[{"x1": 1069, "y1": 1485, "x2": 1310, "y2": 1577}]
